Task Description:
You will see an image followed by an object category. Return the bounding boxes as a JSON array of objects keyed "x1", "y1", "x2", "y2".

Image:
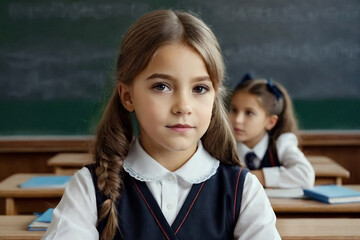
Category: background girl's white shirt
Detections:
[
  {"x1": 237, "y1": 132, "x2": 315, "y2": 188},
  {"x1": 43, "y1": 139, "x2": 280, "y2": 240}
]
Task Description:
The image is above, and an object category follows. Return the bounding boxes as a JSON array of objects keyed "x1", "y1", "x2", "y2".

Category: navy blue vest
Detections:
[
  {"x1": 260, "y1": 147, "x2": 281, "y2": 168},
  {"x1": 86, "y1": 163, "x2": 248, "y2": 240}
]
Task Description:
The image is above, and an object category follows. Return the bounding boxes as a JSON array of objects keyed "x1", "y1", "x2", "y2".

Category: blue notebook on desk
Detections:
[
  {"x1": 28, "y1": 208, "x2": 53, "y2": 231},
  {"x1": 19, "y1": 176, "x2": 72, "y2": 188},
  {"x1": 303, "y1": 185, "x2": 360, "y2": 204}
]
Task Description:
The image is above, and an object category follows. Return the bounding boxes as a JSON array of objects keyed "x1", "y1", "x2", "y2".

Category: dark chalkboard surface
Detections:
[{"x1": 0, "y1": 0, "x2": 359, "y2": 135}]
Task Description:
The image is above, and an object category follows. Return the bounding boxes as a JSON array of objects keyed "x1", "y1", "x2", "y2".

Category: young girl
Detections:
[
  {"x1": 228, "y1": 74, "x2": 315, "y2": 189},
  {"x1": 43, "y1": 10, "x2": 280, "y2": 240}
]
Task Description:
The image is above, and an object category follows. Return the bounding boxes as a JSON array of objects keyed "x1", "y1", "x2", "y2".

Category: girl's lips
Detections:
[
  {"x1": 234, "y1": 128, "x2": 245, "y2": 134},
  {"x1": 167, "y1": 124, "x2": 194, "y2": 132}
]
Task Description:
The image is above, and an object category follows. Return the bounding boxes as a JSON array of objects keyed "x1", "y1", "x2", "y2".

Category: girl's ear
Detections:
[
  {"x1": 118, "y1": 83, "x2": 135, "y2": 112},
  {"x1": 265, "y1": 114, "x2": 278, "y2": 131}
]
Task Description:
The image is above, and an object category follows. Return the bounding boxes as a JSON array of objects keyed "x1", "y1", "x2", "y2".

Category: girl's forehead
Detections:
[
  {"x1": 141, "y1": 42, "x2": 219, "y2": 89},
  {"x1": 232, "y1": 91, "x2": 265, "y2": 108}
]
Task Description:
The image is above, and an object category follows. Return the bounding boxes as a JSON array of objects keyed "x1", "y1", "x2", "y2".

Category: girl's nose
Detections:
[
  {"x1": 172, "y1": 92, "x2": 192, "y2": 115},
  {"x1": 235, "y1": 112, "x2": 245, "y2": 123}
]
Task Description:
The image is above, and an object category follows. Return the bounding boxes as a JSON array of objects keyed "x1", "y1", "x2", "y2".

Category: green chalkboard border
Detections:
[
  {"x1": 0, "y1": 98, "x2": 359, "y2": 136},
  {"x1": 294, "y1": 99, "x2": 360, "y2": 130}
]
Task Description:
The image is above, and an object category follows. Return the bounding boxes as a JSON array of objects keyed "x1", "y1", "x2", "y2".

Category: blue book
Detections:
[
  {"x1": 19, "y1": 176, "x2": 72, "y2": 188},
  {"x1": 28, "y1": 208, "x2": 53, "y2": 231},
  {"x1": 303, "y1": 185, "x2": 360, "y2": 204}
]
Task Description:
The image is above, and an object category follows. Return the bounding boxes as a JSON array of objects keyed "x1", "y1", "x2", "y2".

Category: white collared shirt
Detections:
[
  {"x1": 43, "y1": 138, "x2": 280, "y2": 240},
  {"x1": 237, "y1": 132, "x2": 315, "y2": 188}
]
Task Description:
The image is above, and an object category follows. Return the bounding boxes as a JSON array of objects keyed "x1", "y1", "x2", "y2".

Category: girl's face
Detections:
[
  {"x1": 228, "y1": 91, "x2": 276, "y2": 148},
  {"x1": 120, "y1": 43, "x2": 215, "y2": 166}
]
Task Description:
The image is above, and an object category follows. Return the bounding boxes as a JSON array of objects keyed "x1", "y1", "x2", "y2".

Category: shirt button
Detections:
[
  {"x1": 167, "y1": 175, "x2": 176, "y2": 182},
  {"x1": 166, "y1": 204, "x2": 174, "y2": 211}
]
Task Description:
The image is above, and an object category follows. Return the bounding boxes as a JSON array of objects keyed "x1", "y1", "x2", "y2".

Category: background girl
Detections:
[
  {"x1": 228, "y1": 74, "x2": 315, "y2": 188},
  {"x1": 43, "y1": 10, "x2": 280, "y2": 240}
]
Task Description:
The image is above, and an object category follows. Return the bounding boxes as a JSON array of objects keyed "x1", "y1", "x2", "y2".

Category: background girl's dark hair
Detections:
[{"x1": 94, "y1": 9, "x2": 241, "y2": 240}]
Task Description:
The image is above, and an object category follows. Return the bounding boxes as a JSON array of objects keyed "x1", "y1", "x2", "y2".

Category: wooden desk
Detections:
[
  {"x1": 277, "y1": 218, "x2": 360, "y2": 240},
  {"x1": 270, "y1": 185, "x2": 360, "y2": 218},
  {"x1": 1, "y1": 215, "x2": 360, "y2": 240},
  {"x1": 0, "y1": 174, "x2": 64, "y2": 215},
  {"x1": 0, "y1": 215, "x2": 43, "y2": 240},
  {"x1": 307, "y1": 155, "x2": 350, "y2": 185},
  {"x1": 47, "y1": 153, "x2": 93, "y2": 175}
]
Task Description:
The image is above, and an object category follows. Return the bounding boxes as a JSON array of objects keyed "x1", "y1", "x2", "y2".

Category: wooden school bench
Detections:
[
  {"x1": 307, "y1": 155, "x2": 350, "y2": 185},
  {"x1": 0, "y1": 174, "x2": 64, "y2": 215},
  {"x1": 1, "y1": 215, "x2": 360, "y2": 240},
  {"x1": 270, "y1": 185, "x2": 360, "y2": 218},
  {"x1": 47, "y1": 153, "x2": 93, "y2": 175}
]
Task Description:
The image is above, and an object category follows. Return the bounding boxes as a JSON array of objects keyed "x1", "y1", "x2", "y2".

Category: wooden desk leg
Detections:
[
  {"x1": 5, "y1": 198, "x2": 17, "y2": 215},
  {"x1": 55, "y1": 167, "x2": 62, "y2": 175},
  {"x1": 336, "y1": 177, "x2": 342, "y2": 185}
]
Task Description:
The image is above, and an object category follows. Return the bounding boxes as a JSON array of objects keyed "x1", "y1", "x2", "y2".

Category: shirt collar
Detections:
[
  {"x1": 237, "y1": 132, "x2": 269, "y2": 160},
  {"x1": 123, "y1": 137, "x2": 219, "y2": 184}
]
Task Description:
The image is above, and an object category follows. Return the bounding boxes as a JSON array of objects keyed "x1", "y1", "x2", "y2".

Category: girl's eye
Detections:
[
  {"x1": 193, "y1": 85, "x2": 209, "y2": 94},
  {"x1": 229, "y1": 107, "x2": 238, "y2": 114},
  {"x1": 152, "y1": 83, "x2": 170, "y2": 92},
  {"x1": 246, "y1": 111, "x2": 254, "y2": 116}
]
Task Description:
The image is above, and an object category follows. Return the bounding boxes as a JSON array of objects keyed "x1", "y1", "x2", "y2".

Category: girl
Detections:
[
  {"x1": 228, "y1": 74, "x2": 315, "y2": 189},
  {"x1": 43, "y1": 10, "x2": 280, "y2": 240}
]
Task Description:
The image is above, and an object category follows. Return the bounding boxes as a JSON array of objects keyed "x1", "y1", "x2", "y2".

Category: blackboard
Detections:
[{"x1": 1, "y1": 0, "x2": 359, "y2": 135}]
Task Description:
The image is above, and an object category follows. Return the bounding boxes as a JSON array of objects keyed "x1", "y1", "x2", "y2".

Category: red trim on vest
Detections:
[
  {"x1": 233, "y1": 168, "x2": 243, "y2": 223},
  {"x1": 268, "y1": 149, "x2": 276, "y2": 166},
  {"x1": 132, "y1": 179, "x2": 170, "y2": 240},
  {"x1": 174, "y1": 182, "x2": 205, "y2": 234}
]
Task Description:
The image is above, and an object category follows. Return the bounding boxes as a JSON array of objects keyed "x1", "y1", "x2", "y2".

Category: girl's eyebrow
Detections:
[
  {"x1": 193, "y1": 76, "x2": 211, "y2": 82},
  {"x1": 147, "y1": 73, "x2": 211, "y2": 82},
  {"x1": 246, "y1": 107, "x2": 258, "y2": 112},
  {"x1": 147, "y1": 73, "x2": 175, "y2": 81}
]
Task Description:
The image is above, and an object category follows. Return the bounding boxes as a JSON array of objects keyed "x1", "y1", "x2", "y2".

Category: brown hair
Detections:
[
  {"x1": 233, "y1": 79, "x2": 299, "y2": 143},
  {"x1": 94, "y1": 9, "x2": 241, "y2": 239}
]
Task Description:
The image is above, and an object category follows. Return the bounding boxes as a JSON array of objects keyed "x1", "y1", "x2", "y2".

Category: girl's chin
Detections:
[{"x1": 235, "y1": 136, "x2": 247, "y2": 142}]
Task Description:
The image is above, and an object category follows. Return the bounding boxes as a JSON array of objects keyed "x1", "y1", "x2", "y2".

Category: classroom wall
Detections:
[{"x1": 1, "y1": 0, "x2": 360, "y2": 136}]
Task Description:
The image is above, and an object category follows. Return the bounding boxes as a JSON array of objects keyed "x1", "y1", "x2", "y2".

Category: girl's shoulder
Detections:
[
  {"x1": 276, "y1": 132, "x2": 298, "y2": 147},
  {"x1": 217, "y1": 163, "x2": 249, "y2": 182},
  {"x1": 275, "y1": 132, "x2": 301, "y2": 158}
]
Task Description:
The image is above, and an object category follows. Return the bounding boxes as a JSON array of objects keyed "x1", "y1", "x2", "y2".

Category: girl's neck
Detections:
[
  {"x1": 154, "y1": 149, "x2": 197, "y2": 172},
  {"x1": 138, "y1": 138, "x2": 198, "y2": 172},
  {"x1": 244, "y1": 131, "x2": 267, "y2": 149}
]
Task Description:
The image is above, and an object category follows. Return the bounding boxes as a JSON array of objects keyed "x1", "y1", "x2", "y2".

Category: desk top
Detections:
[
  {"x1": 270, "y1": 185, "x2": 360, "y2": 213},
  {"x1": 0, "y1": 174, "x2": 65, "y2": 198},
  {"x1": 1, "y1": 216, "x2": 359, "y2": 240},
  {"x1": 47, "y1": 153, "x2": 93, "y2": 167},
  {"x1": 277, "y1": 218, "x2": 360, "y2": 240},
  {"x1": 307, "y1": 155, "x2": 335, "y2": 164},
  {"x1": 0, "y1": 215, "x2": 43, "y2": 240},
  {"x1": 307, "y1": 155, "x2": 350, "y2": 178}
]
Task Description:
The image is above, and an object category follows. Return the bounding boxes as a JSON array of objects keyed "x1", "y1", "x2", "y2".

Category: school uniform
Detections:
[
  {"x1": 43, "y1": 138, "x2": 280, "y2": 240},
  {"x1": 237, "y1": 132, "x2": 315, "y2": 188}
]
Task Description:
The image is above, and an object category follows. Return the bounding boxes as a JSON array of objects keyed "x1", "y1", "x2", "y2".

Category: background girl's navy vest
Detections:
[
  {"x1": 86, "y1": 163, "x2": 248, "y2": 240},
  {"x1": 261, "y1": 147, "x2": 281, "y2": 168}
]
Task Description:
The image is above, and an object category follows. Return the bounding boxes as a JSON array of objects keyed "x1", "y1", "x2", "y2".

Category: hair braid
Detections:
[{"x1": 94, "y1": 90, "x2": 133, "y2": 240}]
